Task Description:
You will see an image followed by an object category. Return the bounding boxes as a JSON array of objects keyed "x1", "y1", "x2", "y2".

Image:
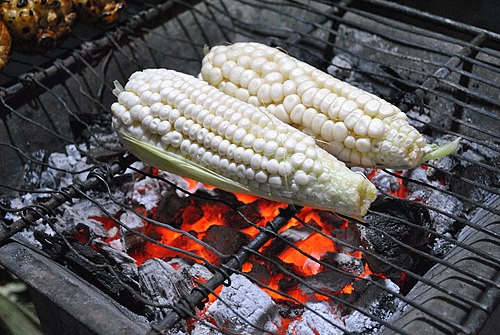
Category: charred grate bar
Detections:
[{"x1": 0, "y1": 0, "x2": 498, "y2": 334}]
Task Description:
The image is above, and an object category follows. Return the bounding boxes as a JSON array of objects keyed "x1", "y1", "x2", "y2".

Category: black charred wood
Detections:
[
  {"x1": 34, "y1": 231, "x2": 144, "y2": 314},
  {"x1": 360, "y1": 197, "x2": 431, "y2": 280}
]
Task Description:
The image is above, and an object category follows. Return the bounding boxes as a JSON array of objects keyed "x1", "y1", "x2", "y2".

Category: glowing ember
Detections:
[{"x1": 84, "y1": 171, "x2": 407, "y2": 332}]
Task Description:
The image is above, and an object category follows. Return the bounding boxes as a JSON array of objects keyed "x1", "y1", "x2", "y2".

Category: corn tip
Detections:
[{"x1": 112, "y1": 80, "x2": 124, "y2": 97}]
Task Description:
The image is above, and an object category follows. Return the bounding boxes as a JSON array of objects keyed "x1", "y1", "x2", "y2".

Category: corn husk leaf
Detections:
[
  {"x1": 420, "y1": 138, "x2": 461, "y2": 164},
  {"x1": 117, "y1": 130, "x2": 253, "y2": 195}
]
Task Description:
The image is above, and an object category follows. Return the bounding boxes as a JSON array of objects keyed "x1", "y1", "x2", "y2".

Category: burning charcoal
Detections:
[
  {"x1": 280, "y1": 226, "x2": 312, "y2": 242},
  {"x1": 155, "y1": 190, "x2": 192, "y2": 228},
  {"x1": 360, "y1": 198, "x2": 430, "y2": 279},
  {"x1": 62, "y1": 197, "x2": 122, "y2": 224},
  {"x1": 299, "y1": 269, "x2": 354, "y2": 296},
  {"x1": 287, "y1": 300, "x2": 345, "y2": 335},
  {"x1": 138, "y1": 258, "x2": 193, "y2": 322},
  {"x1": 202, "y1": 225, "x2": 251, "y2": 262},
  {"x1": 369, "y1": 169, "x2": 403, "y2": 195},
  {"x1": 157, "y1": 170, "x2": 192, "y2": 195},
  {"x1": 73, "y1": 218, "x2": 108, "y2": 238},
  {"x1": 245, "y1": 260, "x2": 272, "y2": 285},
  {"x1": 344, "y1": 278, "x2": 400, "y2": 334},
  {"x1": 191, "y1": 322, "x2": 223, "y2": 335},
  {"x1": 193, "y1": 188, "x2": 243, "y2": 208},
  {"x1": 263, "y1": 219, "x2": 320, "y2": 258},
  {"x1": 132, "y1": 177, "x2": 162, "y2": 211},
  {"x1": 164, "y1": 257, "x2": 213, "y2": 282},
  {"x1": 222, "y1": 200, "x2": 264, "y2": 229},
  {"x1": 316, "y1": 210, "x2": 347, "y2": 229},
  {"x1": 322, "y1": 252, "x2": 364, "y2": 276},
  {"x1": 119, "y1": 209, "x2": 146, "y2": 250},
  {"x1": 277, "y1": 300, "x2": 304, "y2": 319},
  {"x1": 189, "y1": 263, "x2": 213, "y2": 281},
  {"x1": 329, "y1": 221, "x2": 362, "y2": 255},
  {"x1": 208, "y1": 274, "x2": 281, "y2": 334},
  {"x1": 179, "y1": 203, "x2": 205, "y2": 226}
]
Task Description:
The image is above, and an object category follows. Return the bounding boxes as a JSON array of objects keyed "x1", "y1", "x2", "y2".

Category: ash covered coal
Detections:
[
  {"x1": 344, "y1": 278, "x2": 400, "y2": 334},
  {"x1": 288, "y1": 300, "x2": 345, "y2": 335},
  {"x1": 208, "y1": 274, "x2": 282, "y2": 335},
  {"x1": 449, "y1": 138, "x2": 499, "y2": 211},
  {"x1": 138, "y1": 258, "x2": 193, "y2": 322}
]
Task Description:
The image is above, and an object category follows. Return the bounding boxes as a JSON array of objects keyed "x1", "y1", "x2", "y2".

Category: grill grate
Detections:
[{"x1": 0, "y1": 1, "x2": 499, "y2": 334}]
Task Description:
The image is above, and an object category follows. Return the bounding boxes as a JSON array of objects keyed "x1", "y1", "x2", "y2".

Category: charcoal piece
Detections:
[
  {"x1": 208, "y1": 274, "x2": 281, "y2": 335},
  {"x1": 193, "y1": 188, "x2": 244, "y2": 208},
  {"x1": 433, "y1": 138, "x2": 498, "y2": 212},
  {"x1": 245, "y1": 260, "x2": 272, "y2": 285},
  {"x1": 278, "y1": 274, "x2": 299, "y2": 294},
  {"x1": 287, "y1": 300, "x2": 345, "y2": 335},
  {"x1": 155, "y1": 190, "x2": 191, "y2": 228},
  {"x1": 202, "y1": 225, "x2": 251, "y2": 261},
  {"x1": 191, "y1": 321, "x2": 223, "y2": 335},
  {"x1": 360, "y1": 197, "x2": 430, "y2": 279},
  {"x1": 322, "y1": 252, "x2": 364, "y2": 276},
  {"x1": 132, "y1": 177, "x2": 162, "y2": 211},
  {"x1": 119, "y1": 209, "x2": 146, "y2": 250},
  {"x1": 369, "y1": 169, "x2": 403, "y2": 195},
  {"x1": 93, "y1": 239, "x2": 138, "y2": 279},
  {"x1": 330, "y1": 221, "x2": 362, "y2": 255},
  {"x1": 344, "y1": 278, "x2": 400, "y2": 334},
  {"x1": 179, "y1": 203, "x2": 205, "y2": 226},
  {"x1": 406, "y1": 166, "x2": 464, "y2": 238},
  {"x1": 277, "y1": 300, "x2": 304, "y2": 319},
  {"x1": 138, "y1": 258, "x2": 193, "y2": 323},
  {"x1": 450, "y1": 157, "x2": 498, "y2": 212},
  {"x1": 327, "y1": 54, "x2": 353, "y2": 80},
  {"x1": 262, "y1": 219, "x2": 319, "y2": 258},
  {"x1": 222, "y1": 200, "x2": 264, "y2": 229},
  {"x1": 299, "y1": 270, "x2": 353, "y2": 296},
  {"x1": 317, "y1": 210, "x2": 347, "y2": 229},
  {"x1": 34, "y1": 231, "x2": 143, "y2": 314}
]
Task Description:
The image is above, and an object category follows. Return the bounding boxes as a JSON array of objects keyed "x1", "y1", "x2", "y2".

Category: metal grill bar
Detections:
[
  {"x1": 0, "y1": 154, "x2": 137, "y2": 244},
  {"x1": 0, "y1": 1, "x2": 498, "y2": 335}
]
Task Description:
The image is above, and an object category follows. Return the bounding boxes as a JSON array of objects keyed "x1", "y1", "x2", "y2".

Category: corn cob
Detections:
[
  {"x1": 111, "y1": 69, "x2": 377, "y2": 216},
  {"x1": 200, "y1": 42, "x2": 458, "y2": 169}
]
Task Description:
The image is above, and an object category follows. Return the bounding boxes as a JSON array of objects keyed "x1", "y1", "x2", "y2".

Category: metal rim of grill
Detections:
[{"x1": 0, "y1": 1, "x2": 498, "y2": 335}]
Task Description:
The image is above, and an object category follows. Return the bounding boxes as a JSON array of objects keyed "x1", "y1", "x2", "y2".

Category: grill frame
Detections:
[{"x1": 0, "y1": 1, "x2": 498, "y2": 334}]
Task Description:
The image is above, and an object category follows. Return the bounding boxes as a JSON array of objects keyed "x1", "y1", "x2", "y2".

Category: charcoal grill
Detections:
[{"x1": 0, "y1": 1, "x2": 499, "y2": 334}]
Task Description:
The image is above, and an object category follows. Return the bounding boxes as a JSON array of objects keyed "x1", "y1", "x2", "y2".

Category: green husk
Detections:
[
  {"x1": 420, "y1": 138, "x2": 461, "y2": 164},
  {"x1": 117, "y1": 130, "x2": 253, "y2": 195}
]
